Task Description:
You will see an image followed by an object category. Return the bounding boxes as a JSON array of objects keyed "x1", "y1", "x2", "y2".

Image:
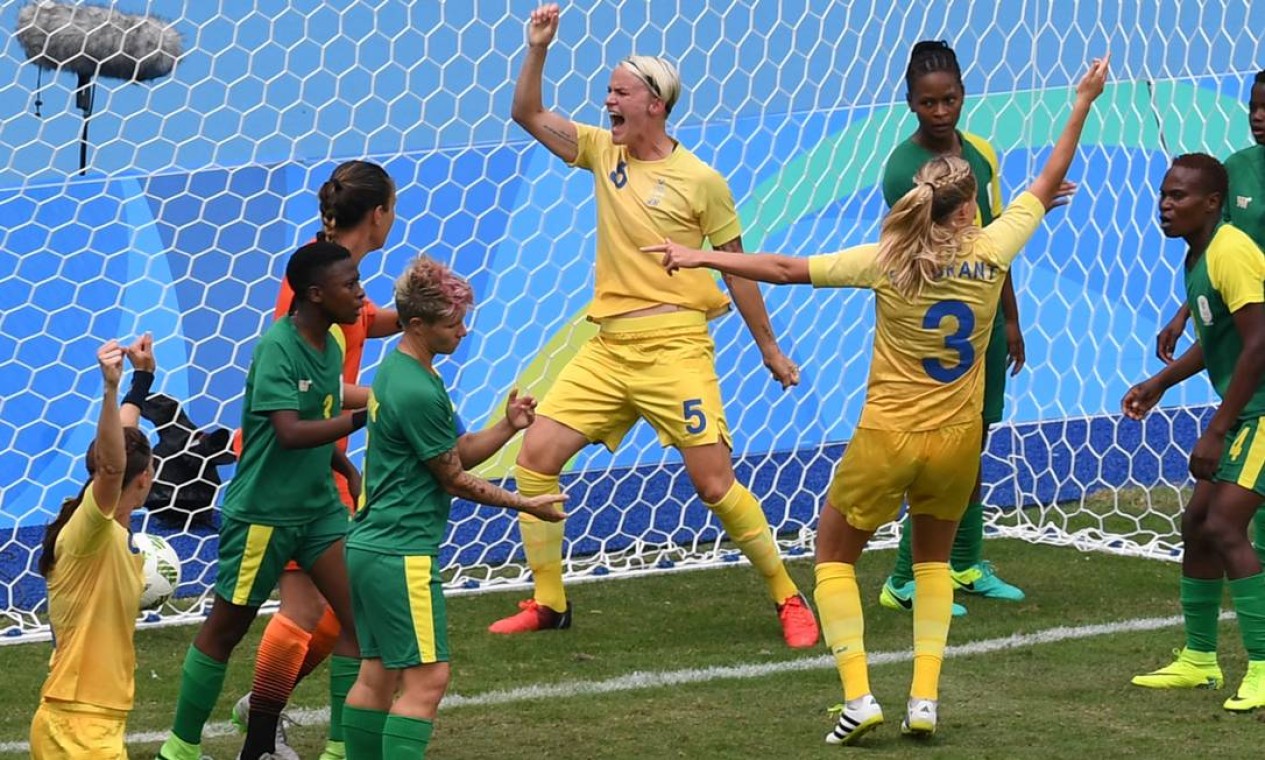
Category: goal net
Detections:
[{"x1": 1, "y1": 0, "x2": 1255, "y2": 641}]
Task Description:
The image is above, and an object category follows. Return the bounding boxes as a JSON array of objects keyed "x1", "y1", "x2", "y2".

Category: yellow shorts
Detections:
[
  {"x1": 538, "y1": 311, "x2": 731, "y2": 451},
  {"x1": 30, "y1": 702, "x2": 128, "y2": 759},
  {"x1": 826, "y1": 419, "x2": 983, "y2": 532}
]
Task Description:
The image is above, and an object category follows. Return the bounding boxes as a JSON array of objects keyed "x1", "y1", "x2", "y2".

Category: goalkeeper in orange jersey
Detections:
[
  {"x1": 491, "y1": 3, "x2": 819, "y2": 649},
  {"x1": 647, "y1": 56, "x2": 1108, "y2": 743}
]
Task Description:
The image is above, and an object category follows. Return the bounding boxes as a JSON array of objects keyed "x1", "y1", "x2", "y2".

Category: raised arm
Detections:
[
  {"x1": 121, "y1": 333, "x2": 155, "y2": 428},
  {"x1": 511, "y1": 4, "x2": 579, "y2": 164},
  {"x1": 90, "y1": 341, "x2": 127, "y2": 515},
  {"x1": 1026, "y1": 56, "x2": 1110, "y2": 209},
  {"x1": 423, "y1": 447, "x2": 566, "y2": 521},
  {"x1": 457, "y1": 389, "x2": 535, "y2": 469}
]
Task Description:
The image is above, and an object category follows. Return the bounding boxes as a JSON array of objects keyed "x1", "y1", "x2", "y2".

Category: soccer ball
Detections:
[{"x1": 133, "y1": 532, "x2": 181, "y2": 611}]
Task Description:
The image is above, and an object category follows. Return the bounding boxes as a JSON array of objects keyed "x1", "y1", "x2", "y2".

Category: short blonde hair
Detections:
[
  {"x1": 618, "y1": 56, "x2": 681, "y2": 115},
  {"x1": 394, "y1": 256, "x2": 474, "y2": 324}
]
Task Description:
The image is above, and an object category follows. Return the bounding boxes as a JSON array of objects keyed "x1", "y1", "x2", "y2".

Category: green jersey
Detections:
[
  {"x1": 883, "y1": 131, "x2": 1003, "y2": 225},
  {"x1": 1185, "y1": 224, "x2": 1265, "y2": 422},
  {"x1": 1224, "y1": 144, "x2": 1265, "y2": 246},
  {"x1": 222, "y1": 317, "x2": 345, "y2": 526},
  {"x1": 883, "y1": 131, "x2": 1007, "y2": 326},
  {"x1": 348, "y1": 349, "x2": 459, "y2": 556}
]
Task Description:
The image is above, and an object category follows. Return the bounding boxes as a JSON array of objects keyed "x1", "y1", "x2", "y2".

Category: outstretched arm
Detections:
[
  {"x1": 1026, "y1": 56, "x2": 1110, "y2": 209},
  {"x1": 424, "y1": 448, "x2": 566, "y2": 521},
  {"x1": 643, "y1": 240, "x2": 811, "y2": 285},
  {"x1": 511, "y1": 4, "x2": 579, "y2": 164}
]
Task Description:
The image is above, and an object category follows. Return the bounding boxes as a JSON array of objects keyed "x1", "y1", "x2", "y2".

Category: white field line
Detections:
[{"x1": 0, "y1": 611, "x2": 1226, "y2": 753}]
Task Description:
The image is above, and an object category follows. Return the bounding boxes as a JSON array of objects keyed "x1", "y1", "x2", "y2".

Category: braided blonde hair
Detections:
[{"x1": 876, "y1": 155, "x2": 979, "y2": 299}]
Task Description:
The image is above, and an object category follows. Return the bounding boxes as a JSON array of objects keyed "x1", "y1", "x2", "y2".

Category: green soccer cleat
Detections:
[
  {"x1": 949, "y1": 561, "x2": 1025, "y2": 601},
  {"x1": 1131, "y1": 648, "x2": 1224, "y2": 690},
  {"x1": 1224, "y1": 661, "x2": 1265, "y2": 712},
  {"x1": 879, "y1": 578, "x2": 967, "y2": 617},
  {"x1": 155, "y1": 734, "x2": 203, "y2": 760}
]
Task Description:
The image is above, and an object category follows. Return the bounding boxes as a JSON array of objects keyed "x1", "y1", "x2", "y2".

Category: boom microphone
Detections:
[
  {"x1": 16, "y1": 0, "x2": 182, "y2": 83},
  {"x1": 15, "y1": 1, "x2": 184, "y2": 173}
]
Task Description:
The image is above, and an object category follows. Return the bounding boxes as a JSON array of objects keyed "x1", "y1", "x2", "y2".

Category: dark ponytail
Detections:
[
  {"x1": 315, "y1": 161, "x2": 394, "y2": 243},
  {"x1": 39, "y1": 428, "x2": 153, "y2": 578}
]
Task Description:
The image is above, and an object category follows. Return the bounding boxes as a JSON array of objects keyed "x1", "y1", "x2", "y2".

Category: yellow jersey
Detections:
[
  {"x1": 570, "y1": 122, "x2": 743, "y2": 321},
  {"x1": 40, "y1": 486, "x2": 143, "y2": 713},
  {"x1": 809, "y1": 192, "x2": 1046, "y2": 431}
]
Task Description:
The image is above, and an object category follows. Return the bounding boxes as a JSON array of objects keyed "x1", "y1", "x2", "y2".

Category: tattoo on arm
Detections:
[
  {"x1": 542, "y1": 124, "x2": 577, "y2": 147},
  {"x1": 715, "y1": 236, "x2": 744, "y2": 254},
  {"x1": 424, "y1": 448, "x2": 521, "y2": 507}
]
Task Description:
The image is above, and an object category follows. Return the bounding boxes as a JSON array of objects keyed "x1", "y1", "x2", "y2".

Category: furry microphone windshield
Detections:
[
  {"x1": 16, "y1": 0, "x2": 182, "y2": 83},
  {"x1": 15, "y1": 1, "x2": 183, "y2": 173}
]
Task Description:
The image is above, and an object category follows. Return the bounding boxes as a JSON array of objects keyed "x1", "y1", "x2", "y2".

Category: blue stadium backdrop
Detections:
[{"x1": 1, "y1": 0, "x2": 1262, "y2": 626}]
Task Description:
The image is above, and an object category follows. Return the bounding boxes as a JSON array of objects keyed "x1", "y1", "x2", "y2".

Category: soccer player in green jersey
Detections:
[
  {"x1": 1125, "y1": 154, "x2": 1265, "y2": 710},
  {"x1": 1157, "y1": 71, "x2": 1265, "y2": 362},
  {"x1": 341, "y1": 256, "x2": 566, "y2": 758},
  {"x1": 878, "y1": 41, "x2": 1026, "y2": 616},
  {"x1": 158, "y1": 241, "x2": 371, "y2": 760}
]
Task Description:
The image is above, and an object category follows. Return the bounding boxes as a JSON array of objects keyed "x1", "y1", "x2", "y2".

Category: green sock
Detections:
[
  {"x1": 1229, "y1": 573, "x2": 1265, "y2": 661},
  {"x1": 1181, "y1": 576, "x2": 1224, "y2": 653},
  {"x1": 169, "y1": 645, "x2": 228, "y2": 745},
  {"x1": 950, "y1": 501, "x2": 985, "y2": 571},
  {"x1": 383, "y1": 714, "x2": 433, "y2": 759},
  {"x1": 890, "y1": 516, "x2": 914, "y2": 586},
  {"x1": 329, "y1": 655, "x2": 360, "y2": 742},
  {"x1": 1254, "y1": 510, "x2": 1265, "y2": 567},
  {"x1": 343, "y1": 704, "x2": 388, "y2": 760}
]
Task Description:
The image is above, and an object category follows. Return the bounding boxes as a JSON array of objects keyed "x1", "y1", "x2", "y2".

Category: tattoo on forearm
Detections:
[
  {"x1": 426, "y1": 449, "x2": 518, "y2": 507},
  {"x1": 543, "y1": 124, "x2": 577, "y2": 146}
]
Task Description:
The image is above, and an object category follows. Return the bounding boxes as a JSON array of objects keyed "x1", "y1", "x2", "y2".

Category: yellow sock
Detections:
[
  {"x1": 707, "y1": 481, "x2": 798, "y2": 603},
  {"x1": 911, "y1": 562, "x2": 953, "y2": 700},
  {"x1": 814, "y1": 562, "x2": 870, "y2": 700},
  {"x1": 515, "y1": 465, "x2": 567, "y2": 612}
]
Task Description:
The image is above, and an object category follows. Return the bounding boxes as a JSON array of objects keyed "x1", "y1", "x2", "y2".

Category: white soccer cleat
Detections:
[
  {"x1": 824, "y1": 694, "x2": 884, "y2": 745},
  {"x1": 901, "y1": 698, "x2": 938, "y2": 738}
]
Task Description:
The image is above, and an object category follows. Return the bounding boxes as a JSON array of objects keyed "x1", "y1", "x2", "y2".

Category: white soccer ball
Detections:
[{"x1": 134, "y1": 532, "x2": 181, "y2": 611}]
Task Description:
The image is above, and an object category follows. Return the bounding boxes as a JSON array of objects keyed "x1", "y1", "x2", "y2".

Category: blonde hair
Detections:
[
  {"x1": 395, "y1": 255, "x2": 473, "y2": 325},
  {"x1": 876, "y1": 155, "x2": 980, "y2": 299},
  {"x1": 618, "y1": 56, "x2": 681, "y2": 115}
]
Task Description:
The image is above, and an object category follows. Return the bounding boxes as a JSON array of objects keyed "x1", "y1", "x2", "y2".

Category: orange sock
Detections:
[
  {"x1": 298, "y1": 606, "x2": 341, "y2": 681},
  {"x1": 251, "y1": 613, "x2": 311, "y2": 716}
]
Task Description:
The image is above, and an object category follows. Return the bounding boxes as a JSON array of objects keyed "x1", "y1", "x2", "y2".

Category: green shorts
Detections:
[
  {"x1": 347, "y1": 547, "x2": 450, "y2": 668},
  {"x1": 1218, "y1": 416, "x2": 1265, "y2": 498},
  {"x1": 982, "y1": 314, "x2": 1008, "y2": 425},
  {"x1": 214, "y1": 510, "x2": 349, "y2": 607}
]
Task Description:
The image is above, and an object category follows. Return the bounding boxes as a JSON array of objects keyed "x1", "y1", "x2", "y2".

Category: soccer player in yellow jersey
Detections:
[
  {"x1": 494, "y1": 3, "x2": 819, "y2": 648},
  {"x1": 648, "y1": 57, "x2": 1109, "y2": 744},
  {"x1": 30, "y1": 336, "x2": 157, "y2": 759}
]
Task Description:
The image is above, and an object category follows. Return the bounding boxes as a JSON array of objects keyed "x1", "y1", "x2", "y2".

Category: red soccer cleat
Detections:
[
  {"x1": 777, "y1": 593, "x2": 820, "y2": 649},
  {"x1": 488, "y1": 599, "x2": 572, "y2": 634}
]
